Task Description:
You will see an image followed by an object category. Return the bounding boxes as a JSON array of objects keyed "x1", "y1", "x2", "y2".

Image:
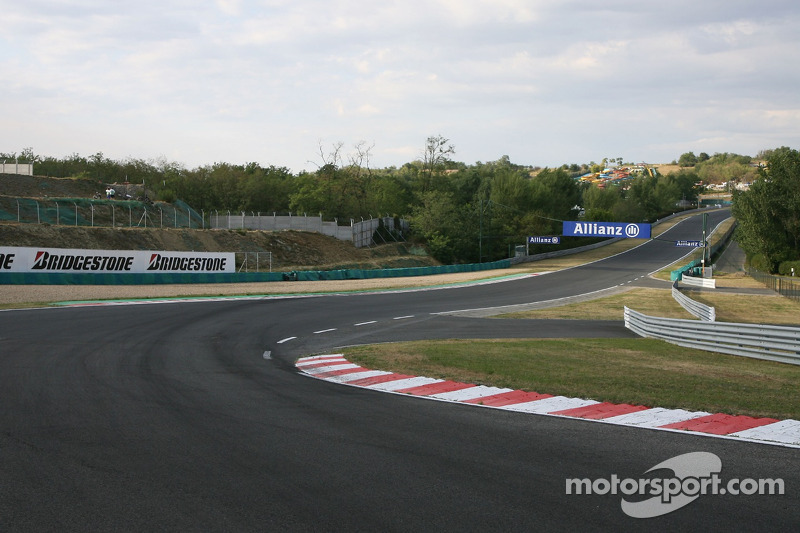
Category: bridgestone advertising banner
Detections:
[{"x1": 0, "y1": 247, "x2": 235, "y2": 274}]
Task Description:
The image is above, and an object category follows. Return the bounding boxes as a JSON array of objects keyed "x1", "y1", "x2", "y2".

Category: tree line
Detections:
[
  {"x1": 3, "y1": 140, "x2": 778, "y2": 264},
  {"x1": 732, "y1": 147, "x2": 800, "y2": 275}
]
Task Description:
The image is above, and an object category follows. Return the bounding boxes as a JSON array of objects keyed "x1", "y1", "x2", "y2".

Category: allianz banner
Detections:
[
  {"x1": 562, "y1": 221, "x2": 651, "y2": 239},
  {"x1": 0, "y1": 247, "x2": 235, "y2": 274}
]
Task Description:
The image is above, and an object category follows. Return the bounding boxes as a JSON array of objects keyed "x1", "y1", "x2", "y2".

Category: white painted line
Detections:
[
  {"x1": 304, "y1": 363, "x2": 361, "y2": 375},
  {"x1": 603, "y1": 407, "x2": 710, "y2": 428},
  {"x1": 502, "y1": 396, "x2": 599, "y2": 414},
  {"x1": 393, "y1": 315, "x2": 414, "y2": 320},
  {"x1": 729, "y1": 419, "x2": 800, "y2": 445},
  {"x1": 430, "y1": 386, "x2": 514, "y2": 401},
  {"x1": 327, "y1": 370, "x2": 394, "y2": 383},
  {"x1": 366, "y1": 377, "x2": 443, "y2": 391},
  {"x1": 296, "y1": 354, "x2": 344, "y2": 365},
  {"x1": 263, "y1": 351, "x2": 271, "y2": 360},
  {"x1": 313, "y1": 328, "x2": 337, "y2": 334},
  {"x1": 354, "y1": 321, "x2": 377, "y2": 326},
  {"x1": 277, "y1": 336, "x2": 297, "y2": 344}
]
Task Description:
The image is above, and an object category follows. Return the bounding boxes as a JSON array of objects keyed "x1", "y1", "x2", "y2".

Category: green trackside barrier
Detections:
[
  {"x1": 0, "y1": 259, "x2": 512, "y2": 285},
  {"x1": 0, "y1": 271, "x2": 287, "y2": 285},
  {"x1": 670, "y1": 259, "x2": 701, "y2": 282}
]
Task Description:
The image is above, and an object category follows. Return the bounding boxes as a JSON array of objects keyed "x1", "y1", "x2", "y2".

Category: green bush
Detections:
[
  {"x1": 746, "y1": 254, "x2": 771, "y2": 272},
  {"x1": 778, "y1": 260, "x2": 800, "y2": 277},
  {"x1": 159, "y1": 189, "x2": 177, "y2": 203}
]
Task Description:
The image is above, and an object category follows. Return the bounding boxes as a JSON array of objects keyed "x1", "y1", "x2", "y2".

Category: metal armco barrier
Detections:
[
  {"x1": 672, "y1": 280, "x2": 716, "y2": 321},
  {"x1": 624, "y1": 307, "x2": 800, "y2": 366},
  {"x1": 679, "y1": 275, "x2": 716, "y2": 289}
]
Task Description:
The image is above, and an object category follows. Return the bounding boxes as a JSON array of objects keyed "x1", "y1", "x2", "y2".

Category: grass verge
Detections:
[
  {"x1": 344, "y1": 338, "x2": 800, "y2": 420},
  {"x1": 498, "y1": 286, "x2": 800, "y2": 325}
]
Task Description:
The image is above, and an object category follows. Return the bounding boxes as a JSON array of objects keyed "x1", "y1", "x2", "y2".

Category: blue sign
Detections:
[
  {"x1": 676, "y1": 240, "x2": 704, "y2": 247},
  {"x1": 562, "y1": 221, "x2": 651, "y2": 239},
  {"x1": 528, "y1": 236, "x2": 560, "y2": 244}
]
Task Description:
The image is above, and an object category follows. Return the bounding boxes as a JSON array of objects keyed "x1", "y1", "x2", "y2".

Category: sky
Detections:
[{"x1": 2, "y1": 0, "x2": 800, "y2": 172}]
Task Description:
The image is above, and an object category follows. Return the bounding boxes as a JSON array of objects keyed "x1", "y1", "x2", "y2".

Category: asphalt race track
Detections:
[{"x1": 1, "y1": 209, "x2": 797, "y2": 531}]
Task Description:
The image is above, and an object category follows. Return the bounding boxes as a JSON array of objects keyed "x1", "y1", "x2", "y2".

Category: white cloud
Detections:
[
  {"x1": 215, "y1": 0, "x2": 242, "y2": 16},
  {"x1": 1, "y1": 0, "x2": 799, "y2": 170}
]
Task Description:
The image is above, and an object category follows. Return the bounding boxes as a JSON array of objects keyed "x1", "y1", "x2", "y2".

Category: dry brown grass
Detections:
[
  {"x1": 654, "y1": 164, "x2": 683, "y2": 174},
  {"x1": 687, "y1": 290, "x2": 800, "y2": 325},
  {"x1": 500, "y1": 288, "x2": 694, "y2": 320},
  {"x1": 499, "y1": 286, "x2": 800, "y2": 325}
]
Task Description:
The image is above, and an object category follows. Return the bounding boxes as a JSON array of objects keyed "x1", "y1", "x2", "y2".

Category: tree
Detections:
[
  {"x1": 582, "y1": 185, "x2": 622, "y2": 221},
  {"x1": 529, "y1": 168, "x2": 581, "y2": 222},
  {"x1": 409, "y1": 190, "x2": 477, "y2": 263},
  {"x1": 733, "y1": 148, "x2": 800, "y2": 272},
  {"x1": 678, "y1": 152, "x2": 698, "y2": 167},
  {"x1": 419, "y1": 135, "x2": 455, "y2": 192}
]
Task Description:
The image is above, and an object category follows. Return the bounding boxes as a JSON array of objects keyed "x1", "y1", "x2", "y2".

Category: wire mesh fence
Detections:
[
  {"x1": 747, "y1": 267, "x2": 800, "y2": 301},
  {"x1": 0, "y1": 197, "x2": 206, "y2": 229},
  {"x1": 235, "y1": 252, "x2": 273, "y2": 272}
]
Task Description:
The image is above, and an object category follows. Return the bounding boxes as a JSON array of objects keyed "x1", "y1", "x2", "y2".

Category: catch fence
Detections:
[{"x1": 0, "y1": 197, "x2": 203, "y2": 229}]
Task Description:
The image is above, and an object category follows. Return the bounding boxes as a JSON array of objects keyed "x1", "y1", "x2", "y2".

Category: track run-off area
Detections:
[{"x1": 1, "y1": 209, "x2": 797, "y2": 531}]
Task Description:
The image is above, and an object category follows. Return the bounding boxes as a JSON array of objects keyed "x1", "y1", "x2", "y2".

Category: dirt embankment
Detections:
[
  {"x1": 0, "y1": 223, "x2": 436, "y2": 271},
  {"x1": 0, "y1": 174, "x2": 437, "y2": 271}
]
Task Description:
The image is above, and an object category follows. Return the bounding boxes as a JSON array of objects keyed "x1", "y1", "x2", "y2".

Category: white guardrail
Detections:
[
  {"x1": 624, "y1": 307, "x2": 800, "y2": 366},
  {"x1": 679, "y1": 275, "x2": 716, "y2": 289},
  {"x1": 671, "y1": 280, "x2": 716, "y2": 321}
]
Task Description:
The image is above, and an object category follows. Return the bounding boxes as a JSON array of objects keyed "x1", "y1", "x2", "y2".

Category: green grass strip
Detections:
[{"x1": 345, "y1": 338, "x2": 800, "y2": 420}]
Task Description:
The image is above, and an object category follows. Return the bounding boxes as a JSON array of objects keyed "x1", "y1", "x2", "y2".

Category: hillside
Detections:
[{"x1": 0, "y1": 174, "x2": 437, "y2": 272}]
